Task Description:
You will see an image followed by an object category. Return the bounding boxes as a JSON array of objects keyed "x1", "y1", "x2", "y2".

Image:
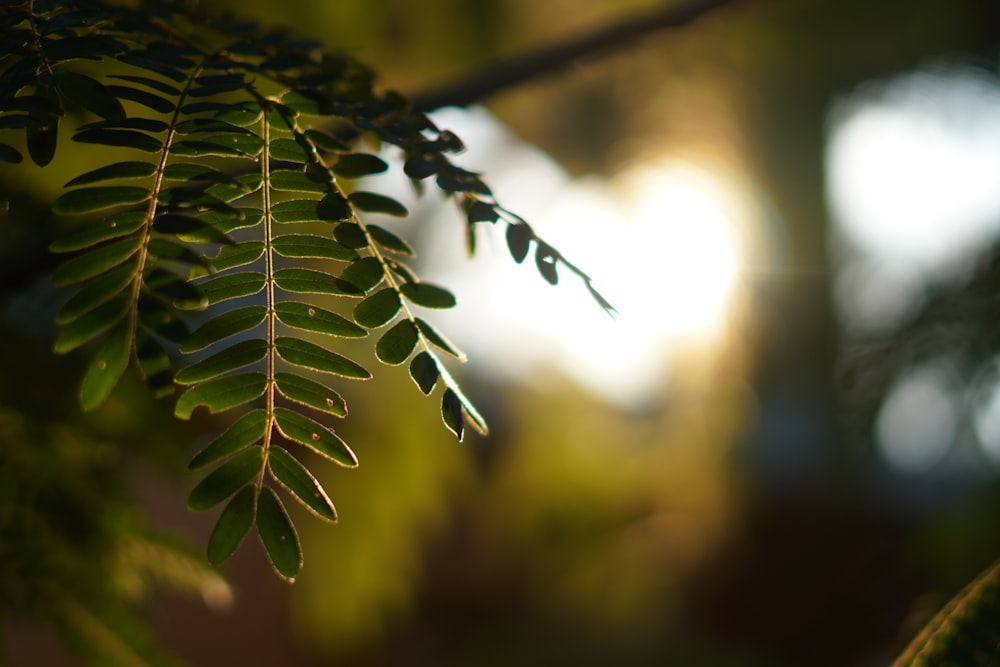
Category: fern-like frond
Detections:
[{"x1": 0, "y1": 0, "x2": 612, "y2": 577}]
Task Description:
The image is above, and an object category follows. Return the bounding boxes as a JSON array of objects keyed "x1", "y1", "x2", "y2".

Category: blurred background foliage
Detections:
[{"x1": 4, "y1": 0, "x2": 1000, "y2": 665}]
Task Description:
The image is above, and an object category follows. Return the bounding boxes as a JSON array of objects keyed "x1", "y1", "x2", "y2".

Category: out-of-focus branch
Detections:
[{"x1": 409, "y1": 0, "x2": 741, "y2": 112}]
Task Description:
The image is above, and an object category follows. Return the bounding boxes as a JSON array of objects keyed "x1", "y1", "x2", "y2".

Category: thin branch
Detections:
[{"x1": 409, "y1": 0, "x2": 740, "y2": 112}]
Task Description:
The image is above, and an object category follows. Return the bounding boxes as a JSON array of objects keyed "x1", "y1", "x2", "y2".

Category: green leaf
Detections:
[
  {"x1": 275, "y1": 373, "x2": 347, "y2": 417},
  {"x1": 268, "y1": 446, "x2": 337, "y2": 522},
  {"x1": 108, "y1": 74, "x2": 180, "y2": 96},
  {"x1": 256, "y1": 487, "x2": 301, "y2": 581},
  {"x1": 273, "y1": 302, "x2": 366, "y2": 338},
  {"x1": 135, "y1": 331, "x2": 174, "y2": 398},
  {"x1": 274, "y1": 337, "x2": 371, "y2": 379},
  {"x1": 273, "y1": 268, "x2": 363, "y2": 296},
  {"x1": 72, "y1": 128, "x2": 162, "y2": 152},
  {"x1": 273, "y1": 408, "x2": 357, "y2": 467},
  {"x1": 175, "y1": 118, "x2": 254, "y2": 135},
  {"x1": 353, "y1": 288, "x2": 401, "y2": 328},
  {"x1": 104, "y1": 84, "x2": 175, "y2": 114},
  {"x1": 209, "y1": 242, "x2": 265, "y2": 271},
  {"x1": 332, "y1": 223, "x2": 367, "y2": 249},
  {"x1": 270, "y1": 234, "x2": 357, "y2": 261},
  {"x1": 56, "y1": 263, "x2": 134, "y2": 325},
  {"x1": 189, "y1": 409, "x2": 268, "y2": 470},
  {"x1": 339, "y1": 257, "x2": 385, "y2": 293},
  {"x1": 399, "y1": 282, "x2": 456, "y2": 309},
  {"x1": 348, "y1": 191, "x2": 407, "y2": 217},
  {"x1": 332, "y1": 153, "x2": 388, "y2": 178},
  {"x1": 207, "y1": 485, "x2": 255, "y2": 565},
  {"x1": 175, "y1": 339, "x2": 268, "y2": 385},
  {"x1": 53, "y1": 186, "x2": 151, "y2": 215},
  {"x1": 175, "y1": 372, "x2": 268, "y2": 420},
  {"x1": 180, "y1": 306, "x2": 267, "y2": 353},
  {"x1": 268, "y1": 170, "x2": 330, "y2": 194},
  {"x1": 506, "y1": 223, "x2": 532, "y2": 263},
  {"x1": 270, "y1": 195, "x2": 350, "y2": 223},
  {"x1": 27, "y1": 112, "x2": 58, "y2": 167},
  {"x1": 441, "y1": 388, "x2": 465, "y2": 440},
  {"x1": 65, "y1": 161, "x2": 157, "y2": 187},
  {"x1": 154, "y1": 214, "x2": 232, "y2": 245},
  {"x1": 196, "y1": 272, "x2": 266, "y2": 305},
  {"x1": 375, "y1": 319, "x2": 418, "y2": 365},
  {"x1": 188, "y1": 447, "x2": 263, "y2": 511},
  {"x1": 280, "y1": 89, "x2": 327, "y2": 115},
  {"x1": 445, "y1": 380, "x2": 489, "y2": 437},
  {"x1": 535, "y1": 243, "x2": 559, "y2": 285},
  {"x1": 53, "y1": 295, "x2": 128, "y2": 354},
  {"x1": 51, "y1": 234, "x2": 143, "y2": 286},
  {"x1": 415, "y1": 318, "x2": 465, "y2": 360},
  {"x1": 367, "y1": 225, "x2": 414, "y2": 255},
  {"x1": 466, "y1": 199, "x2": 499, "y2": 224},
  {"x1": 55, "y1": 71, "x2": 125, "y2": 121},
  {"x1": 50, "y1": 212, "x2": 146, "y2": 253},
  {"x1": 79, "y1": 325, "x2": 130, "y2": 411},
  {"x1": 268, "y1": 137, "x2": 309, "y2": 162},
  {"x1": 409, "y1": 351, "x2": 439, "y2": 395}
]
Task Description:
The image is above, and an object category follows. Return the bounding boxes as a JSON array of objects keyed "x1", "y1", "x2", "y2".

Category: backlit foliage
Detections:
[{"x1": 0, "y1": 0, "x2": 614, "y2": 580}]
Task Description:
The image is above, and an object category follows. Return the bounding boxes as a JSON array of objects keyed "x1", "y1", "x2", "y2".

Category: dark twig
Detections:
[{"x1": 409, "y1": 0, "x2": 740, "y2": 112}]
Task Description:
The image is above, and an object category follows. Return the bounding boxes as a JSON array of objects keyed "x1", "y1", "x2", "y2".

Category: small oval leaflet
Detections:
[
  {"x1": 273, "y1": 407, "x2": 358, "y2": 467},
  {"x1": 506, "y1": 222, "x2": 532, "y2": 263},
  {"x1": 271, "y1": 234, "x2": 357, "y2": 261},
  {"x1": 399, "y1": 282, "x2": 456, "y2": 309},
  {"x1": 275, "y1": 372, "x2": 347, "y2": 417},
  {"x1": 353, "y1": 288, "x2": 401, "y2": 329},
  {"x1": 376, "y1": 319, "x2": 418, "y2": 365},
  {"x1": 256, "y1": 487, "x2": 301, "y2": 581},
  {"x1": 53, "y1": 186, "x2": 151, "y2": 215},
  {"x1": 367, "y1": 225, "x2": 414, "y2": 255},
  {"x1": 268, "y1": 446, "x2": 337, "y2": 522},
  {"x1": 273, "y1": 268, "x2": 364, "y2": 297},
  {"x1": 179, "y1": 305, "x2": 267, "y2": 353},
  {"x1": 207, "y1": 485, "x2": 256, "y2": 565},
  {"x1": 347, "y1": 191, "x2": 407, "y2": 217},
  {"x1": 51, "y1": 234, "x2": 142, "y2": 287},
  {"x1": 332, "y1": 153, "x2": 388, "y2": 179},
  {"x1": 189, "y1": 409, "x2": 268, "y2": 470},
  {"x1": 56, "y1": 263, "x2": 134, "y2": 325},
  {"x1": 274, "y1": 301, "x2": 367, "y2": 338},
  {"x1": 174, "y1": 372, "x2": 268, "y2": 420},
  {"x1": 79, "y1": 325, "x2": 130, "y2": 411},
  {"x1": 274, "y1": 337, "x2": 371, "y2": 379},
  {"x1": 188, "y1": 446, "x2": 264, "y2": 511},
  {"x1": 409, "y1": 351, "x2": 439, "y2": 395},
  {"x1": 174, "y1": 339, "x2": 269, "y2": 385}
]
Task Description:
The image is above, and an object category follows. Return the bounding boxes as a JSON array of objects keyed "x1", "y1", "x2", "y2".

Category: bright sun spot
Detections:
[
  {"x1": 622, "y1": 165, "x2": 738, "y2": 335},
  {"x1": 418, "y1": 107, "x2": 749, "y2": 405}
]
